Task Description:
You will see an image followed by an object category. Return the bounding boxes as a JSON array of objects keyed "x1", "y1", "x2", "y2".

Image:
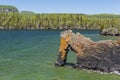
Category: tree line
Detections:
[{"x1": 0, "y1": 12, "x2": 120, "y2": 30}]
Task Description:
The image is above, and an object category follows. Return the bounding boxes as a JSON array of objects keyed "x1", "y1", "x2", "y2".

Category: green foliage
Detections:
[{"x1": 0, "y1": 12, "x2": 120, "y2": 30}]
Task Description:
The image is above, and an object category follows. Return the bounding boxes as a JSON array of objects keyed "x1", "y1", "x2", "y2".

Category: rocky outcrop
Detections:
[
  {"x1": 0, "y1": 5, "x2": 19, "y2": 12},
  {"x1": 100, "y1": 28, "x2": 120, "y2": 36},
  {"x1": 55, "y1": 30, "x2": 120, "y2": 73}
]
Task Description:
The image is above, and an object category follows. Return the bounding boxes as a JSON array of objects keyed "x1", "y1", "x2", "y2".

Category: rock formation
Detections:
[
  {"x1": 55, "y1": 30, "x2": 120, "y2": 73},
  {"x1": 0, "y1": 5, "x2": 19, "y2": 12},
  {"x1": 100, "y1": 28, "x2": 120, "y2": 36}
]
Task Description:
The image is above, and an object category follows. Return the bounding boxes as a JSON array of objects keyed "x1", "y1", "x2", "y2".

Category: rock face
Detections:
[
  {"x1": 0, "y1": 5, "x2": 19, "y2": 12},
  {"x1": 55, "y1": 30, "x2": 120, "y2": 73},
  {"x1": 100, "y1": 28, "x2": 120, "y2": 36}
]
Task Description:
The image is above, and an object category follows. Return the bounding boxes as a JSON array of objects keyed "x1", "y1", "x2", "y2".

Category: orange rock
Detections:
[{"x1": 59, "y1": 37, "x2": 68, "y2": 59}]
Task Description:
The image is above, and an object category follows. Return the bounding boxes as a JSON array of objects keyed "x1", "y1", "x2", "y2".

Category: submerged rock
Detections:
[{"x1": 55, "y1": 30, "x2": 120, "y2": 73}]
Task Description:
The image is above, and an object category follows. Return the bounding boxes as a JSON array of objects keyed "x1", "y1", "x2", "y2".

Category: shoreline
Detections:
[{"x1": 1, "y1": 29, "x2": 120, "y2": 36}]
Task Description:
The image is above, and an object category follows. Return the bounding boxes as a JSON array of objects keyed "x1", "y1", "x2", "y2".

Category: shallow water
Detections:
[{"x1": 0, "y1": 30, "x2": 120, "y2": 80}]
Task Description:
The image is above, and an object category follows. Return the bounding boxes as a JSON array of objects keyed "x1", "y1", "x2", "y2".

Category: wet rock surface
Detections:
[{"x1": 55, "y1": 30, "x2": 120, "y2": 73}]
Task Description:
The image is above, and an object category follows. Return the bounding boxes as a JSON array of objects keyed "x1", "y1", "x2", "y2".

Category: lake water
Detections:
[{"x1": 0, "y1": 30, "x2": 120, "y2": 80}]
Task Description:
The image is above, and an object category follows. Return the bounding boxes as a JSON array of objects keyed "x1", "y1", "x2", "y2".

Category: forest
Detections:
[
  {"x1": 0, "y1": 12, "x2": 120, "y2": 30},
  {"x1": 0, "y1": 4, "x2": 120, "y2": 34}
]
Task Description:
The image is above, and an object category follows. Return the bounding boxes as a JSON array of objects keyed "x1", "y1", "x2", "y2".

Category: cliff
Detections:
[
  {"x1": 55, "y1": 30, "x2": 120, "y2": 73},
  {"x1": 0, "y1": 5, "x2": 19, "y2": 12}
]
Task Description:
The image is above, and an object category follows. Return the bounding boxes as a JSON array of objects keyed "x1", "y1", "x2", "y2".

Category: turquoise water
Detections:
[{"x1": 0, "y1": 30, "x2": 120, "y2": 80}]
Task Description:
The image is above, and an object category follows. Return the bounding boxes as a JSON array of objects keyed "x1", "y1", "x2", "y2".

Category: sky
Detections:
[{"x1": 0, "y1": 0, "x2": 120, "y2": 14}]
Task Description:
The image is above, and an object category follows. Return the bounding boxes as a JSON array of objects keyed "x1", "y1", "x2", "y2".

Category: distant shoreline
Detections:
[{"x1": 0, "y1": 28, "x2": 119, "y2": 36}]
